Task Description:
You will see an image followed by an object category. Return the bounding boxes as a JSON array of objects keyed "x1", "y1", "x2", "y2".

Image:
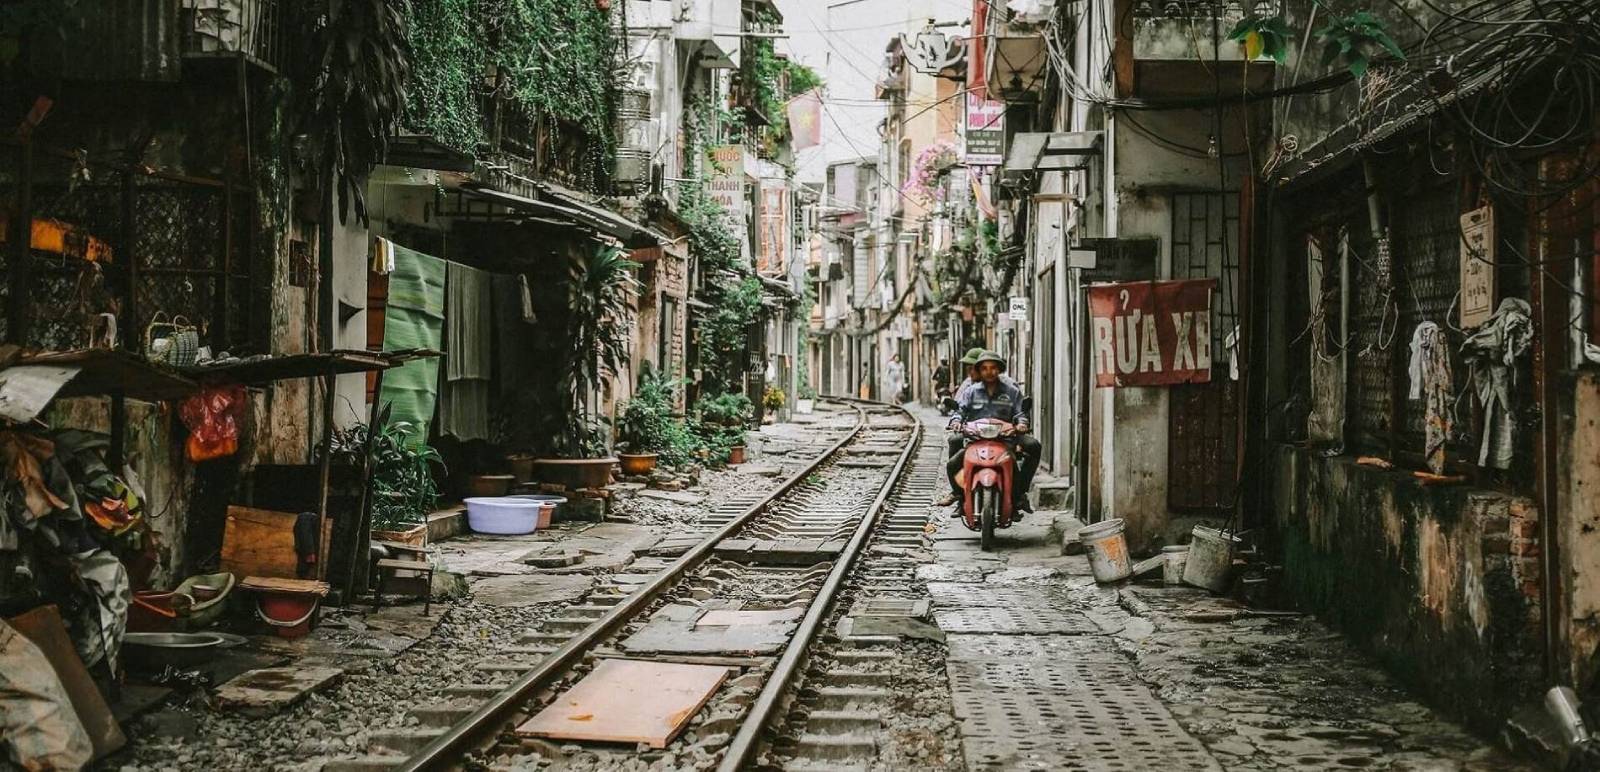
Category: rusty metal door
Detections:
[{"x1": 1168, "y1": 192, "x2": 1241, "y2": 512}]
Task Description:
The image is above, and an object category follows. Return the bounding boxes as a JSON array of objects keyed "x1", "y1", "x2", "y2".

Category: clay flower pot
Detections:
[
  {"x1": 619, "y1": 452, "x2": 659, "y2": 476},
  {"x1": 507, "y1": 455, "x2": 536, "y2": 483},
  {"x1": 727, "y1": 446, "x2": 746, "y2": 465}
]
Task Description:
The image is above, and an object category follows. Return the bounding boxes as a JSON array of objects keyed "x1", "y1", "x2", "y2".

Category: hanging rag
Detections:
[
  {"x1": 293, "y1": 511, "x2": 321, "y2": 579},
  {"x1": 370, "y1": 237, "x2": 396, "y2": 275},
  {"x1": 377, "y1": 243, "x2": 446, "y2": 444},
  {"x1": 440, "y1": 261, "x2": 492, "y2": 441},
  {"x1": 68, "y1": 549, "x2": 129, "y2": 673},
  {"x1": 1460, "y1": 297, "x2": 1532, "y2": 470},
  {"x1": 1406, "y1": 322, "x2": 1453, "y2": 474},
  {"x1": 518, "y1": 274, "x2": 537, "y2": 324}
]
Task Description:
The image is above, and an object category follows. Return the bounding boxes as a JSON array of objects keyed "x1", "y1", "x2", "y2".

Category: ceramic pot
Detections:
[{"x1": 619, "y1": 452, "x2": 659, "y2": 476}]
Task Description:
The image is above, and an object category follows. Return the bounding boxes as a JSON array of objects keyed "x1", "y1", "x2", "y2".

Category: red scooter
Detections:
[{"x1": 954, "y1": 417, "x2": 1022, "y2": 551}]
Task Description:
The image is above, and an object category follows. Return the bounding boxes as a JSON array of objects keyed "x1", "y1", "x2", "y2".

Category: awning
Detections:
[
  {"x1": 538, "y1": 183, "x2": 668, "y2": 249},
  {"x1": 1272, "y1": 65, "x2": 1501, "y2": 189},
  {"x1": 457, "y1": 184, "x2": 664, "y2": 248},
  {"x1": 1003, "y1": 132, "x2": 1102, "y2": 174}
]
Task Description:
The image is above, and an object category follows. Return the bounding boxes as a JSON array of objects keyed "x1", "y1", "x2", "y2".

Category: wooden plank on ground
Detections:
[{"x1": 516, "y1": 659, "x2": 730, "y2": 747}]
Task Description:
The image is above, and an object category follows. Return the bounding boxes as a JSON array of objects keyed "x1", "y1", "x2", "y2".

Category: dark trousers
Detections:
[{"x1": 946, "y1": 434, "x2": 1042, "y2": 506}]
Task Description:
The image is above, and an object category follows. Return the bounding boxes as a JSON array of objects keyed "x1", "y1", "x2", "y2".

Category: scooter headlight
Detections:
[{"x1": 977, "y1": 423, "x2": 1002, "y2": 440}]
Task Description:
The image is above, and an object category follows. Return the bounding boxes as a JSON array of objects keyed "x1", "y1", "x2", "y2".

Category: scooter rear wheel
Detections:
[{"x1": 977, "y1": 487, "x2": 997, "y2": 551}]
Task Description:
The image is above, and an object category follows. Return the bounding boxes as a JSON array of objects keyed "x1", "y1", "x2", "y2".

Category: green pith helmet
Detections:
[
  {"x1": 974, "y1": 350, "x2": 1007, "y2": 371},
  {"x1": 960, "y1": 347, "x2": 985, "y2": 365}
]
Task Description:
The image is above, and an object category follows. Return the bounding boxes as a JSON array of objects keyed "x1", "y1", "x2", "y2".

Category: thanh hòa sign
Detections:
[
  {"x1": 1087, "y1": 279, "x2": 1216, "y2": 387},
  {"x1": 1459, "y1": 205, "x2": 1495, "y2": 328}
]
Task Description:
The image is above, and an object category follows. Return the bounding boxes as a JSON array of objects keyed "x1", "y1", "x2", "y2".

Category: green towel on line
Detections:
[{"x1": 379, "y1": 243, "x2": 445, "y2": 445}]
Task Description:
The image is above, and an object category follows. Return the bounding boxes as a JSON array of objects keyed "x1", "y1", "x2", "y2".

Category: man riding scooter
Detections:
[
  {"x1": 943, "y1": 351, "x2": 1040, "y2": 518},
  {"x1": 937, "y1": 348, "x2": 1021, "y2": 506}
]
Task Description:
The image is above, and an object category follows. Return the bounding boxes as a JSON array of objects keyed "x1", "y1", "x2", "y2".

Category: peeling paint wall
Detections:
[
  {"x1": 1272, "y1": 445, "x2": 1542, "y2": 732},
  {"x1": 1562, "y1": 371, "x2": 1600, "y2": 687}
]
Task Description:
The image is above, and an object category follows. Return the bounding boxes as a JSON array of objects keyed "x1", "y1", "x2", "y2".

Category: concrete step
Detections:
[
  {"x1": 791, "y1": 733, "x2": 877, "y2": 761},
  {"x1": 367, "y1": 728, "x2": 444, "y2": 755}
]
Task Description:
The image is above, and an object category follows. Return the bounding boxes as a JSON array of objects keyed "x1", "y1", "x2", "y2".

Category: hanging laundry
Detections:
[
  {"x1": 370, "y1": 236, "x2": 396, "y2": 275},
  {"x1": 1460, "y1": 297, "x2": 1532, "y2": 470},
  {"x1": 1407, "y1": 321, "x2": 1452, "y2": 474},
  {"x1": 378, "y1": 243, "x2": 446, "y2": 444},
  {"x1": 440, "y1": 261, "x2": 492, "y2": 441}
]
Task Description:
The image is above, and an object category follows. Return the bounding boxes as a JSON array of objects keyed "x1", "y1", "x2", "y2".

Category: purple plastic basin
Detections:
[{"x1": 464, "y1": 497, "x2": 543, "y2": 535}]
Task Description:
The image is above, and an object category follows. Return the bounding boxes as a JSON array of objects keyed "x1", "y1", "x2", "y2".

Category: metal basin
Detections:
[{"x1": 123, "y1": 631, "x2": 227, "y2": 670}]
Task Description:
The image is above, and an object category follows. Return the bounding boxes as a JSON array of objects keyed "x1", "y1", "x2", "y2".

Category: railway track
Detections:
[{"x1": 333, "y1": 399, "x2": 929, "y2": 771}]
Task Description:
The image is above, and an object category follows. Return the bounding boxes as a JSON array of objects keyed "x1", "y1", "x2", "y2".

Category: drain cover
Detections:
[
  {"x1": 934, "y1": 606, "x2": 1099, "y2": 635},
  {"x1": 946, "y1": 633, "x2": 1124, "y2": 663},
  {"x1": 948, "y1": 659, "x2": 1220, "y2": 771}
]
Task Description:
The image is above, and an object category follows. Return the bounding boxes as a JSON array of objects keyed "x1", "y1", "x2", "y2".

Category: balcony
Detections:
[
  {"x1": 182, "y1": 0, "x2": 288, "y2": 73},
  {"x1": 1119, "y1": 0, "x2": 1280, "y2": 98}
]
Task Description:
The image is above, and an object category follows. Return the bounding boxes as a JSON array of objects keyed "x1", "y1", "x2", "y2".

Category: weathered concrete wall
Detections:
[{"x1": 1272, "y1": 445, "x2": 1542, "y2": 732}]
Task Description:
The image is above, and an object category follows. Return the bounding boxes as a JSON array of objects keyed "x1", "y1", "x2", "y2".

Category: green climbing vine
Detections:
[{"x1": 401, "y1": 0, "x2": 621, "y2": 190}]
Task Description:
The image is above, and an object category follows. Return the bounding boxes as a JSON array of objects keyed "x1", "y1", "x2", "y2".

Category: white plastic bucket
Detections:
[
  {"x1": 464, "y1": 497, "x2": 544, "y2": 535},
  {"x1": 1182, "y1": 526, "x2": 1241, "y2": 592},
  {"x1": 1162, "y1": 545, "x2": 1190, "y2": 585},
  {"x1": 1078, "y1": 518, "x2": 1131, "y2": 583}
]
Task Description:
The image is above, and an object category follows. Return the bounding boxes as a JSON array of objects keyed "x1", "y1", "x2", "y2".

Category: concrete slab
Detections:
[
  {"x1": 214, "y1": 667, "x2": 344, "y2": 716},
  {"x1": 469, "y1": 573, "x2": 593, "y2": 607},
  {"x1": 621, "y1": 604, "x2": 797, "y2": 655},
  {"x1": 639, "y1": 489, "x2": 708, "y2": 506}
]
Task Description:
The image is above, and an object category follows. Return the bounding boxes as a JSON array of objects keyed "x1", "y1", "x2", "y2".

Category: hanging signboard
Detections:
[
  {"x1": 1459, "y1": 205, "x2": 1495, "y2": 328},
  {"x1": 964, "y1": 93, "x2": 1005, "y2": 167},
  {"x1": 757, "y1": 179, "x2": 790, "y2": 274},
  {"x1": 1087, "y1": 279, "x2": 1216, "y2": 387},
  {"x1": 1008, "y1": 296, "x2": 1028, "y2": 321},
  {"x1": 706, "y1": 145, "x2": 746, "y2": 220}
]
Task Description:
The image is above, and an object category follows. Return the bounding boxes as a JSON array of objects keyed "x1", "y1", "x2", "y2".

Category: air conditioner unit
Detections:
[{"x1": 614, "y1": 149, "x2": 651, "y2": 192}]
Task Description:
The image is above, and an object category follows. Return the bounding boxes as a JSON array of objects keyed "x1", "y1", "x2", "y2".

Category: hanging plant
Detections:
[
  {"x1": 902, "y1": 140, "x2": 961, "y2": 204},
  {"x1": 1227, "y1": 14, "x2": 1290, "y2": 64},
  {"x1": 291, "y1": 0, "x2": 411, "y2": 225},
  {"x1": 1316, "y1": 10, "x2": 1405, "y2": 79}
]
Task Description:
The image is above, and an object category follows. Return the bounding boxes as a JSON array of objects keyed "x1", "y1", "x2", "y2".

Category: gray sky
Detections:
[{"x1": 774, "y1": 0, "x2": 972, "y2": 183}]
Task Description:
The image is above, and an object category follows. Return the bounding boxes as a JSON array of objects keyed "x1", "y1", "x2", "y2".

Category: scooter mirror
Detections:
[{"x1": 1021, "y1": 395, "x2": 1034, "y2": 413}]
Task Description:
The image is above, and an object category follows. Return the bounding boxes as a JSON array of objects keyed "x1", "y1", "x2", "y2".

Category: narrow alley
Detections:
[{"x1": 2, "y1": 0, "x2": 1599, "y2": 770}]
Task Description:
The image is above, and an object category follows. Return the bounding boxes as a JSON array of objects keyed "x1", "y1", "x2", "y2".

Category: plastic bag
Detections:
[{"x1": 178, "y1": 385, "x2": 245, "y2": 462}]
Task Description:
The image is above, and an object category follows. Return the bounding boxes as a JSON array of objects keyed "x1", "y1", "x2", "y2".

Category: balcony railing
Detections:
[
  {"x1": 1132, "y1": 1, "x2": 1279, "y2": 19},
  {"x1": 181, "y1": 0, "x2": 288, "y2": 72}
]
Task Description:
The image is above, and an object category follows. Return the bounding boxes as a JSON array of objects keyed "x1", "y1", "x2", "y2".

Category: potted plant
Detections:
[
  {"x1": 331, "y1": 407, "x2": 445, "y2": 546},
  {"x1": 697, "y1": 392, "x2": 753, "y2": 427},
  {"x1": 795, "y1": 382, "x2": 816, "y2": 414},
  {"x1": 763, "y1": 386, "x2": 785, "y2": 420},
  {"x1": 615, "y1": 366, "x2": 685, "y2": 475},
  {"x1": 532, "y1": 246, "x2": 639, "y2": 490}
]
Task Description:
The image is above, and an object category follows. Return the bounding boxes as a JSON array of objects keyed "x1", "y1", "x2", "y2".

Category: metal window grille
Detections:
[{"x1": 1171, "y1": 191, "x2": 1240, "y2": 357}]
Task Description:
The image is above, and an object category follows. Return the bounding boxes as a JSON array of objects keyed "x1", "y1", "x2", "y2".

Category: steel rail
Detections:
[
  {"x1": 718, "y1": 400, "x2": 923, "y2": 771},
  {"x1": 397, "y1": 402, "x2": 869, "y2": 772}
]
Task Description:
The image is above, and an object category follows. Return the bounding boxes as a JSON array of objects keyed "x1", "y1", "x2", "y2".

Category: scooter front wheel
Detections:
[{"x1": 977, "y1": 486, "x2": 998, "y2": 551}]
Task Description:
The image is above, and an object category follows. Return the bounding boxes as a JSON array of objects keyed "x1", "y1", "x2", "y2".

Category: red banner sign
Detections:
[{"x1": 1087, "y1": 279, "x2": 1216, "y2": 387}]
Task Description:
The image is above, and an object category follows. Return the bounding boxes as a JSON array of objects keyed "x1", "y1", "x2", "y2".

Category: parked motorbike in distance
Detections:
[{"x1": 955, "y1": 417, "x2": 1020, "y2": 551}]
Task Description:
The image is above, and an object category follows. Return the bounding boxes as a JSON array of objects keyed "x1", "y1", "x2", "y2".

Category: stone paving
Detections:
[{"x1": 915, "y1": 406, "x2": 1534, "y2": 771}]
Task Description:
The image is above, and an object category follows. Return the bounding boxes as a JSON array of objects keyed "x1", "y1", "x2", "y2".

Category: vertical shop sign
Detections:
[{"x1": 1459, "y1": 205, "x2": 1495, "y2": 328}]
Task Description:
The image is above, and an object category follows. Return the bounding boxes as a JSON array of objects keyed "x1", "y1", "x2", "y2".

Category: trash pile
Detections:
[{"x1": 1, "y1": 426, "x2": 148, "y2": 768}]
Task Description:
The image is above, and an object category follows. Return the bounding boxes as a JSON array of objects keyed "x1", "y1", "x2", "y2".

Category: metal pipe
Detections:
[
  {"x1": 719, "y1": 402, "x2": 923, "y2": 770},
  {"x1": 397, "y1": 403, "x2": 869, "y2": 772}
]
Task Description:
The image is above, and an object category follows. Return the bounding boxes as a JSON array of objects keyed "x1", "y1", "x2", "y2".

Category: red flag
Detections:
[{"x1": 787, "y1": 89, "x2": 822, "y2": 151}]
